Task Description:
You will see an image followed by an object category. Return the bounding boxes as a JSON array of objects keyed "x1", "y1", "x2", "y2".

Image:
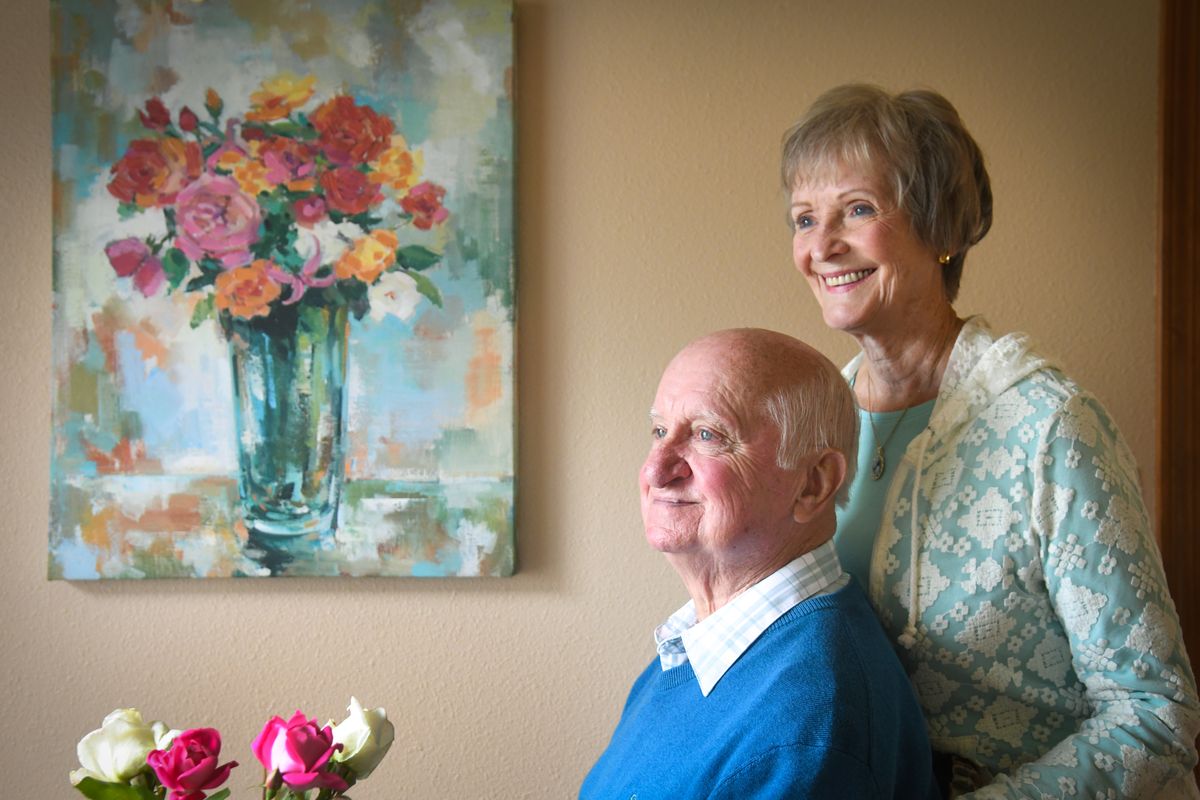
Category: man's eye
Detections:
[
  {"x1": 698, "y1": 429, "x2": 714, "y2": 441},
  {"x1": 652, "y1": 426, "x2": 666, "y2": 439}
]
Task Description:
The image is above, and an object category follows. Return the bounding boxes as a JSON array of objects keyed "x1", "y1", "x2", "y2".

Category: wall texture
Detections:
[{"x1": 0, "y1": 1, "x2": 1157, "y2": 797}]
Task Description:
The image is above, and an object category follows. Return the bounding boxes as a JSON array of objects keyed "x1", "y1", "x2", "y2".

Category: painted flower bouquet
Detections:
[
  {"x1": 103, "y1": 73, "x2": 448, "y2": 324},
  {"x1": 71, "y1": 698, "x2": 394, "y2": 800},
  {"x1": 100, "y1": 75, "x2": 453, "y2": 537}
]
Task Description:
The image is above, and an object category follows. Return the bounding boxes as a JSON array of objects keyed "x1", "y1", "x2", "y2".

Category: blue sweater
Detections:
[{"x1": 580, "y1": 581, "x2": 938, "y2": 799}]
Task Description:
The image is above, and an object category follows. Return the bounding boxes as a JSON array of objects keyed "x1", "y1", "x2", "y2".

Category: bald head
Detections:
[{"x1": 664, "y1": 329, "x2": 858, "y2": 495}]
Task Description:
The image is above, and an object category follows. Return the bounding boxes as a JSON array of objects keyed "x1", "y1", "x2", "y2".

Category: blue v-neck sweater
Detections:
[{"x1": 580, "y1": 581, "x2": 939, "y2": 799}]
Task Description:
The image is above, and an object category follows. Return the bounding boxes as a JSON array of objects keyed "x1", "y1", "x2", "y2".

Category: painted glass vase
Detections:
[{"x1": 226, "y1": 304, "x2": 349, "y2": 537}]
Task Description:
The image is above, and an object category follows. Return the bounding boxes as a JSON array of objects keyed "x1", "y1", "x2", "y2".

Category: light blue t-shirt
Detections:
[{"x1": 834, "y1": 400, "x2": 935, "y2": 588}]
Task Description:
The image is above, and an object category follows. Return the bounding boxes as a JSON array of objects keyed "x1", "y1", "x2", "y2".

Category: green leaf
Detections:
[
  {"x1": 162, "y1": 248, "x2": 190, "y2": 291},
  {"x1": 73, "y1": 777, "x2": 158, "y2": 800},
  {"x1": 206, "y1": 789, "x2": 231, "y2": 800},
  {"x1": 395, "y1": 245, "x2": 441, "y2": 272},
  {"x1": 190, "y1": 294, "x2": 216, "y2": 328},
  {"x1": 405, "y1": 269, "x2": 443, "y2": 308},
  {"x1": 185, "y1": 272, "x2": 218, "y2": 292},
  {"x1": 298, "y1": 304, "x2": 330, "y2": 340},
  {"x1": 117, "y1": 202, "x2": 142, "y2": 221}
]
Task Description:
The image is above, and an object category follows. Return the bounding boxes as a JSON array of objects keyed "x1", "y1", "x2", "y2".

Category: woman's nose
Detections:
[
  {"x1": 810, "y1": 222, "x2": 848, "y2": 263},
  {"x1": 642, "y1": 445, "x2": 691, "y2": 488}
]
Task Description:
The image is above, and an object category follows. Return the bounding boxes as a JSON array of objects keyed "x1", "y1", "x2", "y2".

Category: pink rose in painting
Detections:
[
  {"x1": 104, "y1": 238, "x2": 165, "y2": 297},
  {"x1": 174, "y1": 173, "x2": 261, "y2": 268},
  {"x1": 258, "y1": 137, "x2": 317, "y2": 191},
  {"x1": 400, "y1": 181, "x2": 450, "y2": 230},
  {"x1": 252, "y1": 711, "x2": 347, "y2": 794},
  {"x1": 320, "y1": 167, "x2": 383, "y2": 216},
  {"x1": 292, "y1": 196, "x2": 327, "y2": 227},
  {"x1": 146, "y1": 728, "x2": 237, "y2": 800}
]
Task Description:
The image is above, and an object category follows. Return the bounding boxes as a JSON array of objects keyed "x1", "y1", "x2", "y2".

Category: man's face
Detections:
[{"x1": 639, "y1": 342, "x2": 802, "y2": 562}]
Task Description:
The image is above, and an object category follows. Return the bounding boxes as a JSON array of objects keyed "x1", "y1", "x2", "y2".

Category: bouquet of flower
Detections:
[
  {"x1": 70, "y1": 698, "x2": 395, "y2": 800},
  {"x1": 102, "y1": 73, "x2": 448, "y2": 331}
]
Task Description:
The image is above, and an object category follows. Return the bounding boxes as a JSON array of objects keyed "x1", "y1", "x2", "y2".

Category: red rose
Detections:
[
  {"x1": 320, "y1": 166, "x2": 383, "y2": 216},
  {"x1": 107, "y1": 138, "x2": 203, "y2": 208},
  {"x1": 310, "y1": 95, "x2": 394, "y2": 167},
  {"x1": 138, "y1": 98, "x2": 171, "y2": 131},
  {"x1": 400, "y1": 181, "x2": 450, "y2": 230},
  {"x1": 178, "y1": 106, "x2": 199, "y2": 133}
]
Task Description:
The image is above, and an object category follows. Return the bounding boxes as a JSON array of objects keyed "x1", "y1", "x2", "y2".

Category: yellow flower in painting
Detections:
[
  {"x1": 370, "y1": 135, "x2": 424, "y2": 192},
  {"x1": 215, "y1": 260, "x2": 282, "y2": 319},
  {"x1": 232, "y1": 158, "x2": 272, "y2": 196},
  {"x1": 335, "y1": 230, "x2": 399, "y2": 285},
  {"x1": 246, "y1": 73, "x2": 317, "y2": 122}
]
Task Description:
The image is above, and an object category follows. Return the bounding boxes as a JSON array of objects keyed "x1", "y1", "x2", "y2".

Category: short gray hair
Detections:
[
  {"x1": 763, "y1": 357, "x2": 859, "y2": 507},
  {"x1": 780, "y1": 83, "x2": 993, "y2": 302}
]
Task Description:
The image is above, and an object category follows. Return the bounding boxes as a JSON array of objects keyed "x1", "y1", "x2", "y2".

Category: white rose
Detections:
[
  {"x1": 69, "y1": 708, "x2": 178, "y2": 785},
  {"x1": 331, "y1": 697, "x2": 395, "y2": 779}
]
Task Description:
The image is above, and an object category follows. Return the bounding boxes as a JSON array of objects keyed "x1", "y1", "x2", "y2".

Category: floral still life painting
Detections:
[{"x1": 50, "y1": 0, "x2": 515, "y2": 578}]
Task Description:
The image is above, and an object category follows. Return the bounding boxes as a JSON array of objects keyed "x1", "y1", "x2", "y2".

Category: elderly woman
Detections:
[{"x1": 781, "y1": 83, "x2": 1200, "y2": 798}]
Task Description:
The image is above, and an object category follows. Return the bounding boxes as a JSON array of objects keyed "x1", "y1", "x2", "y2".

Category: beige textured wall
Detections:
[{"x1": 1, "y1": 1, "x2": 1157, "y2": 797}]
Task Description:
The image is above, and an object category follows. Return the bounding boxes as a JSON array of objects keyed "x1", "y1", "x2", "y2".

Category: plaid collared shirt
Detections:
[{"x1": 653, "y1": 540, "x2": 848, "y2": 697}]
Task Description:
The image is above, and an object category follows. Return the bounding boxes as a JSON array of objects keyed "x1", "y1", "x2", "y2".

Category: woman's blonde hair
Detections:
[{"x1": 781, "y1": 84, "x2": 993, "y2": 302}]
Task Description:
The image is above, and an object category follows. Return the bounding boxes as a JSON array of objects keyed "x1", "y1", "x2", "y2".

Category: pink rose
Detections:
[
  {"x1": 252, "y1": 711, "x2": 348, "y2": 794},
  {"x1": 146, "y1": 728, "x2": 237, "y2": 800},
  {"x1": 174, "y1": 173, "x2": 261, "y2": 268},
  {"x1": 104, "y1": 237, "x2": 165, "y2": 297}
]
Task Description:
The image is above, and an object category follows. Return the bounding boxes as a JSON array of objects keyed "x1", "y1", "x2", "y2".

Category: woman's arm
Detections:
[{"x1": 962, "y1": 391, "x2": 1200, "y2": 799}]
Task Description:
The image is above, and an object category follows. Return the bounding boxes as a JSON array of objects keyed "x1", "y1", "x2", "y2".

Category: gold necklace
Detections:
[{"x1": 864, "y1": 371, "x2": 908, "y2": 481}]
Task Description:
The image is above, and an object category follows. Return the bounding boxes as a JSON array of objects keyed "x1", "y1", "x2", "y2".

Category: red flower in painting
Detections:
[
  {"x1": 107, "y1": 138, "x2": 203, "y2": 208},
  {"x1": 310, "y1": 95, "x2": 394, "y2": 167},
  {"x1": 292, "y1": 196, "x2": 327, "y2": 227},
  {"x1": 178, "y1": 106, "x2": 199, "y2": 133},
  {"x1": 138, "y1": 97, "x2": 171, "y2": 131},
  {"x1": 400, "y1": 182, "x2": 450, "y2": 230},
  {"x1": 320, "y1": 167, "x2": 383, "y2": 216}
]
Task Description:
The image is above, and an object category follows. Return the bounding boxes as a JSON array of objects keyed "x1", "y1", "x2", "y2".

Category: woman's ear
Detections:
[{"x1": 792, "y1": 448, "x2": 847, "y2": 524}]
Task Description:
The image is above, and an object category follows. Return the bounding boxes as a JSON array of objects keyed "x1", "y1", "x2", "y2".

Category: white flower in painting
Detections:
[
  {"x1": 303, "y1": 218, "x2": 359, "y2": 268},
  {"x1": 368, "y1": 271, "x2": 423, "y2": 322},
  {"x1": 454, "y1": 519, "x2": 497, "y2": 576}
]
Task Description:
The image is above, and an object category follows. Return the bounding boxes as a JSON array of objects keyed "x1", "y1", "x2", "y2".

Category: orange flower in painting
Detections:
[
  {"x1": 215, "y1": 260, "x2": 282, "y2": 319},
  {"x1": 231, "y1": 157, "x2": 272, "y2": 196},
  {"x1": 335, "y1": 230, "x2": 399, "y2": 285},
  {"x1": 370, "y1": 135, "x2": 423, "y2": 192},
  {"x1": 246, "y1": 73, "x2": 317, "y2": 122},
  {"x1": 107, "y1": 138, "x2": 203, "y2": 208}
]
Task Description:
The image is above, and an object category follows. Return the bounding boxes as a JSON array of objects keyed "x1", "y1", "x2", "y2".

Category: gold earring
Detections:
[{"x1": 938, "y1": 253, "x2": 951, "y2": 265}]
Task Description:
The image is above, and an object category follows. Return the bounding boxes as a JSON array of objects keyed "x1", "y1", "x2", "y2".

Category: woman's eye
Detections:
[
  {"x1": 792, "y1": 214, "x2": 814, "y2": 230},
  {"x1": 849, "y1": 203, "x2": 876, "y2": 217}
]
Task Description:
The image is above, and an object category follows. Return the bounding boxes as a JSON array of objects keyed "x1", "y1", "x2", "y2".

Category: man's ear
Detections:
[{"x1": 792, "y1": 449, "x2": 847, "y2": 524}]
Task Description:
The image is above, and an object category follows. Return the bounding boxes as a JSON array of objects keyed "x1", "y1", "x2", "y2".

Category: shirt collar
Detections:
[{"x1": 653, "y1": 540, "x2": 847, "y2": 696}]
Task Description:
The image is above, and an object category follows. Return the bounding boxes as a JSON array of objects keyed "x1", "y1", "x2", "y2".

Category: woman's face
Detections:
[{"x1": 789, "y1": 165, "x2": 947, "y2": 339}]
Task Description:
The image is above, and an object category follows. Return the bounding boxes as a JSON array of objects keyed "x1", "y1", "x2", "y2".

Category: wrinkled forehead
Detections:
[{"x1": 653, "y1": 340, "x2": 773, "y2": 419}]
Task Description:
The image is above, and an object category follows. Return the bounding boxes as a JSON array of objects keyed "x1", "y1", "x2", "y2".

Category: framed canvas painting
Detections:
[{"x1": 49, "y1": 0, "x2": 515, "y2": 578}]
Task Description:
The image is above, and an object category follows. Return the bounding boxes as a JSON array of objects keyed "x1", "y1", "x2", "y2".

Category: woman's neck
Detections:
[{"x1": 854, "y1": 308, "x2": 963, "y2": 412}]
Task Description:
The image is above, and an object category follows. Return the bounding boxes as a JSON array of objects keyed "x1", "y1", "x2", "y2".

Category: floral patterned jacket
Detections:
[{"x1": 845, "y1": 317, "x2": 1200, "y2": 799}]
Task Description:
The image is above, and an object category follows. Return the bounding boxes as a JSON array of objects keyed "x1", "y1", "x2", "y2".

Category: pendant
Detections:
[{"x1": 870, "y1": 446, "x2": 886, "y2": 480}]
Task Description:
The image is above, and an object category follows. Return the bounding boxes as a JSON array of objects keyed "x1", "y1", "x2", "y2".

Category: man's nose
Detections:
[{"x1": 642, "y1": 445, "x2": 691, "y2": 487}]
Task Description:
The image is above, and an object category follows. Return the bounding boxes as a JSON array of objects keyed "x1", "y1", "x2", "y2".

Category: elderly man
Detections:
[{"x1": 581, "y1": 328, "x2": 937, "y2": 799}]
